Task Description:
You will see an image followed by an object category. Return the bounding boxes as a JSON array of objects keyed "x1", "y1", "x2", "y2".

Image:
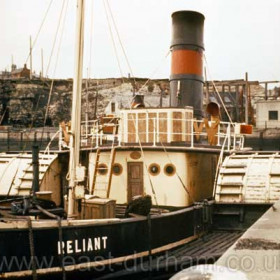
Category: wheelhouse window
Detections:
[{"x1": 269, "y1": 111, "x2": 278, "y2": 120}]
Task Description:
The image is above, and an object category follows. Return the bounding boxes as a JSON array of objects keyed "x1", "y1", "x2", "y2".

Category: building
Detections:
[
  {"x1": 10, "y1": 64, "x2": 30, "y2": 79},
  {"x1": 256, "y1": 100, "x2": 280, "y2": 129},
  {"x1": 0, "y1": 70, "x2": 11, "y2": 79}
]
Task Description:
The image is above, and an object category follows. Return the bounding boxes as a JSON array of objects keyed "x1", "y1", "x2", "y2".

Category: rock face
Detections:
[
  {"x1": 0, "y1": 77, "x2": 267, "y2": 127},
  {"x1": 0, "y1": 78, "x2": 170, "y2": 127},
  {"x1": 0, "y1": 79, "x2": 72, "y2": 127}
]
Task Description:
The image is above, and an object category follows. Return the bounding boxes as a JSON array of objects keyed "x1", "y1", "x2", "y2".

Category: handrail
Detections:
[{"x1": 70, "y1": 116, "x2": 246, "y2": 151}]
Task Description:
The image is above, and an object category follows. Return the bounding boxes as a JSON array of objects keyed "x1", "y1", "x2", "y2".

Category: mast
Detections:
[
  {"x1": 41, "y1": 48, "x2": 44, "y2": 78},
  {"x1": 68, "y1": 0, "x2": 85, "y2": 216},
  {"x1": 30, "y1": 36, "x2": 33, "y2": 80}
]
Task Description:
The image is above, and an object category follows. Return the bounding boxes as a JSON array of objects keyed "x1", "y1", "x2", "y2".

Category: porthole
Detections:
[
  {"x1": 148, "y1": 163, "x2": 160, "y2": 176},
  {"x1": 112, "y1": 163, "x2": 123, "y2": 176},
  {"x1": 164, "y1": 164, "x2": 176, "y2": 176},
  {"x1": 97, "y1": 163, "x2": 108, "y2": 175}
]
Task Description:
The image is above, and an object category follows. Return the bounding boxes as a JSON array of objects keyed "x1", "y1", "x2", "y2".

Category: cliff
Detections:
[{"x1": 0, "y1": 78, "x2": 169, "y2": 127}]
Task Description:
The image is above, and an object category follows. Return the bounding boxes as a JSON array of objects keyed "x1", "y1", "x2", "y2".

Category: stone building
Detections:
[{"x1": 256, "y1": 100, "x2": 280, "y2": 129}]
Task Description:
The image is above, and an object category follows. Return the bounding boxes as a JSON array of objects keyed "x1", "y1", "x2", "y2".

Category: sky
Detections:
[{"x1": 0, "y1": 0, "x2": 280, "y2": 84}]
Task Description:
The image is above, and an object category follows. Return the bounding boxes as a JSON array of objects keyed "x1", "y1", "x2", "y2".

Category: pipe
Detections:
[
  {"x1": 170, "y1": 11, "x2": 205, "y2": 118},
  {"x1": 32, "y1": 145, "x2": 40, "y2": 195}
]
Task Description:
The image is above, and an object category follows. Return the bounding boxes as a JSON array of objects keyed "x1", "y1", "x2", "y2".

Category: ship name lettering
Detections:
[{"x1": 57, "y1": 236, "x2": 108, "y2": 255}]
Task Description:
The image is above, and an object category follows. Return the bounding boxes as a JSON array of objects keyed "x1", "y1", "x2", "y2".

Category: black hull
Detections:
[{"x1": 0, "y1": 205, "x2": 206, "y2": 278}]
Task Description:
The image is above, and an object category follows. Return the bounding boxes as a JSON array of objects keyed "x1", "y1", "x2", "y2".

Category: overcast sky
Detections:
[{"x1": 1, "y1": 0, "x2": 280, "y2": 84}]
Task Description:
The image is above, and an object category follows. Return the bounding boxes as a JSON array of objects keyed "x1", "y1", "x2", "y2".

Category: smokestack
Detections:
[{"x1": 170, "y1": 11, "x2": 205, "y2": 118}]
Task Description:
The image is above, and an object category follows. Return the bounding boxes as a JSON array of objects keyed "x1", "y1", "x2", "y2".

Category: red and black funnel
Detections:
[{"x1": 170, "y1": 11, "x2": 205, "y2": 118}]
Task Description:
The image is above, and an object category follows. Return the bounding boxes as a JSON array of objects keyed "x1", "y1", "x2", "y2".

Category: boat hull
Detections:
[{"x1": 0, "y1": 205, "x2": 206, "y2": 278}]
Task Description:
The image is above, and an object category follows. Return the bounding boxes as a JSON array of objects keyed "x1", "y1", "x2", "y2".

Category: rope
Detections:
[
  {"x1": 57, "y1": 217, "x2": 66, "y2": 280},
  {"x1": 27, "y1": 217, "x2": 37, "y2": 280},
  {"x1": 103, "y1": 0, "x2": 125, "y2": 81},
  {"x1": 41, "y1": 0, "x2": 69, "y2": 146},
  {"x1": 45, "y1": 0, "x2": 67, "y2": 78},
  {"x1": 25, "y1": 0, "x2": 54, "y2": 64},
  {"x1": 88, "y1": 0, "x2": 94, "y2": 78},
  {"x1": 0, "y1": 107, "x2": 7, "y2": 124},
  {"x1": 160, "y1": 142, "x2": 196, "y2": 203},
  {"x1": 52, "y1": 0, "x2": 69, "y2": 77},
  {"x1": 35, "y1": 205, "x2": 66, "y2": 280},
  {"x1": 212, "y1": 130, "x2": 228, "y2": 198},
  {"x1": 124, "y1": 48, "x2": 192, "y2": 205},
  {"x1": 138, "y1": 50, "x2": 170, "y2": 94},
  {"x1": 203, "y1": 54, "x2": 233, "y2": 124},
  {"x1": 128, "y1": 113, "x2": 160, "y2": 208}
]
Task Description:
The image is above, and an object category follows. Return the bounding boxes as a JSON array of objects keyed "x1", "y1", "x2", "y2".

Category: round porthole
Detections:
[
  {"x1": 98, "y1": 163, "x2": 108, "y2": 175},
  {"x1": 149, "y1": 163, "x2": 160, "y2": 176},
  {"x1": 164, "y1": 164, "x2": 176, "y2": 176},
  {"x1": 112, "y1": 163, "x2": 123, "y2": 176}
]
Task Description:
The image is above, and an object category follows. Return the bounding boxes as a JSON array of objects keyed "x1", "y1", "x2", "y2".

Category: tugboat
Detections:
[{"x1": 0, "y1": 2, "x2": 247, "y2": 279}]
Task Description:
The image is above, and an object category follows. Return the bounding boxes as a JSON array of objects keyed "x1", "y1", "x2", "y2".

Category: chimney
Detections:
[
  {"x1": 11, "y1": 64, "x2": 17, "y2": 72},
  {"x1": 169, "y1": 11, "x2": 205, "y2": 118}
]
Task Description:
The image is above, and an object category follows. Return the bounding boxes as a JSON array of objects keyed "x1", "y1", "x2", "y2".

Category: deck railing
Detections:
[{"x1": 59, "y1": 116, "x2": 245, "y2": 151}]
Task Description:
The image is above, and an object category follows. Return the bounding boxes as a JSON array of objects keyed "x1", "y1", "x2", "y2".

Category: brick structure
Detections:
[{"x1": 11, "y1": 64, "x2": 30, "y2": 79}]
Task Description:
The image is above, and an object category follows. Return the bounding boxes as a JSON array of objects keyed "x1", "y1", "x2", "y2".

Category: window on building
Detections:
[{"x1": 269, "y1": 111, "x2": 278, "y2": 120}]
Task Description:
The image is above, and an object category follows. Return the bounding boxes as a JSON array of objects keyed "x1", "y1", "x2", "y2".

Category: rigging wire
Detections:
[
  {"x1": 124, "y1": 47, "x2": 196, "y2": 204},
  {"x1": 138, "y1": 50, "x2": 170, "y2": 94},
  {"x1": 25, "y1": 0, "x2": 54, "y2": 64},
  {"x1": 103, "y1": 0, "x2": 125, "y2": 81},
  {"x1": 116, "y1": 50, "x2": 172, "y2": 207},
  {"x1": 45, "y1": 0, "x2": 67, "y2": 78},
  {"x1": 25, "y1": 0, "x2": 68, "y2": 148},
  {"x1": 212, "y1": 130, "x2": 228, "y2": 198},
  {"x1": 160, "y1": 141, "x2": 196, "y2": 203},
  {"x1": 105, "y1": 0, "x2": 136, "y2": 85},
  {"x1": 203, "y1": 53, "x2": 233, "y2": 124},
  {"x1": 88, "y1": 0, "x2": 94, "y2": 78},
  {"x1": 43, "y1": 0, "x2": 69, "y2": 129},
  {"x1": 128, "y1": 114, "x2": 160, "y2": 208},
  {"x1": 89, "y1": 50, "x2": 171, "y2": 206}
]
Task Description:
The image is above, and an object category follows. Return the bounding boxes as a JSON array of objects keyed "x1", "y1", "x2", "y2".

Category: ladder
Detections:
[
  {"x1": 91, "y1": 147, "x2": 116, "y2": 198},
  {"x1": 91, "y1": 125, "x2": 117, "y2": 198}
]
